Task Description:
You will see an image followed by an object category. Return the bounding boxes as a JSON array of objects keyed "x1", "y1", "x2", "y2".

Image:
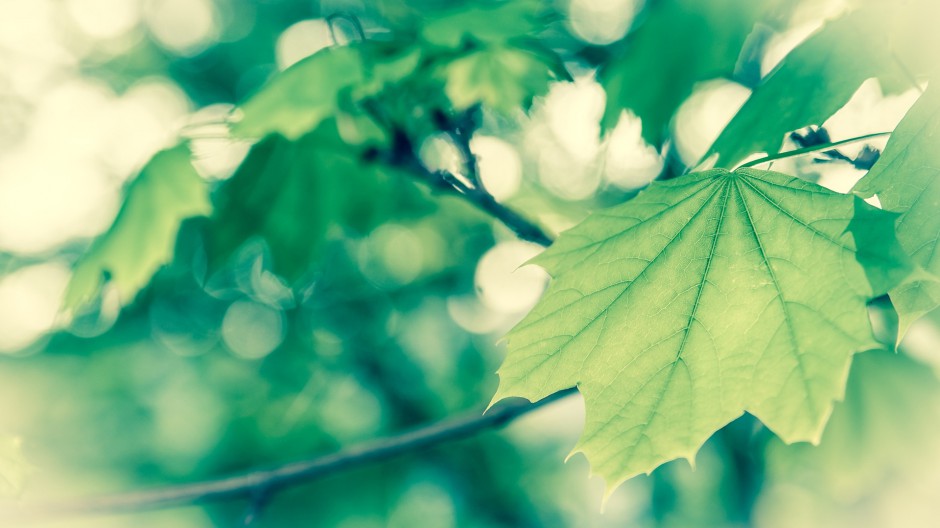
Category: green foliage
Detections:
[
  {"x1": 493, "y1": 168, "x2": 909, "y2": 490},
  {"x1": 855, "y1": 85, "x2": 940, "y2": 333},
  {"x1": 207, "y1": 122, "x2": 427, "y2": 280},
  {"x1": 11, "y1": 0, "x2": 940, "y2": 524},
  {"x1": 705, "y1": 8, "x2": 907, "y2": 167},
  {"x1": 600, "y1": 0, "x2": 783, "y2": 145},
  {"x1": 65, "y1": 144, "x2": 210, "y2": 310},
  {"x1": 439, "y1": 44, "x2": 557, "y2": 113}
]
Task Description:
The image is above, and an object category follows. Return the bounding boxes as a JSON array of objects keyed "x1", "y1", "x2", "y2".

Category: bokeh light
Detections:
[
  {"x1": 0, "y1": 262, "x2": 71, "y2": 352},
  {"x1": 471, "y1": 135, "x2": 523, "y2": 201},
  {"x1": 276, "y1": 19, "x2": 334, "y2": 70},
  {"x1": 474, "y1": 241, "x2": 548, "y2": 314},
  {"x1": 221, "y1": 300, "x2": 286, "y2": 360}
]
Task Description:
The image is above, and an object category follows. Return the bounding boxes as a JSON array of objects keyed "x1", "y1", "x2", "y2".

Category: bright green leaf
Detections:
[
  {"x1": 705, "y1": 8, "x2": 907, "y2": 168},
  {"x1": 855, "y1": 84, "x2": 940, "y2": 333},
  {"x1": 65, "y1": 144, "x2": 210, "y2": 311},
  {"x1": 439, "y1": 45, "x2": 556, "y2": 113},
  {"x1": 599, "y1": 0, "x2": 782, "y2": 146},
  {"x1": 493, "y1": 168, "x2": 909, "y2": 493}
]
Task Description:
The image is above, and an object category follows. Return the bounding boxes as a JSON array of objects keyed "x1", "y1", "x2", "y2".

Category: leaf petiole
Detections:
[{"x1": 739, "y1": 131, "x2": 892, "y2": 169}]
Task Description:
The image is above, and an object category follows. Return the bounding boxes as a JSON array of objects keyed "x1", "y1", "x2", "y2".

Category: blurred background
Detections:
[{"x1": 0, "y1": 0, "x2": 938, "y2": 526}]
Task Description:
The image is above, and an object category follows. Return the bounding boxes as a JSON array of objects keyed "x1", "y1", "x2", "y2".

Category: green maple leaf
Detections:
[
  {"x1": 705, "y1": 8, "x2": 908, "y2": 168},
  {"x1": 599, "y1": 0, "x2": 783, "y2": 146},
  {"x1": 855, "y1": 84, "x2": 940, "y2": 334},
  {"x1": 65, "y1": 144, "x2": 210, "y2": 310},
  {"x1": 493, "y1": 168, "x2": 909, "y2": 493}
]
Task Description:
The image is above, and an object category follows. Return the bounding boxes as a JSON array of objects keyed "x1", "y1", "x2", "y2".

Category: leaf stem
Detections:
[{"x1": 738, "y1": 131, "x2": 891, "y2": 168}]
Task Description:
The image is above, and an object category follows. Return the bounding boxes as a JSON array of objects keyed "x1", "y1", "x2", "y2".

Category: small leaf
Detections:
[
  {"x1": 65, "y1": 144, "x2": 210, "y2": 311},
  {"x1": 855, "y1": 84, "x2": 940, "y2": 333},
  {"x1": 233, "y1": 43, "x2": 418, "y2": 141},
  {"x1": 439, "y1": 45, "x2": 556, "y2": 114},
  {"x1": 494, "y1": 168, "x2": 909, "y2": 493},
  {"x1": 705, "y1": 8, "x2": 908, "y2": 168}
]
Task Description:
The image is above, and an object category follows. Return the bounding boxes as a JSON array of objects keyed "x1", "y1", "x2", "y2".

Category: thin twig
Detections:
[
  {"x1": 739, "y1": 131, "x2": 890, "y2": 169},
  {"x1": 386, "y1": 124, "x2": 554, "y2": 247},
  {"x1": 7, "y1": 389, "x2": 576, "y2": 522},
  {"x1": 787, "y1": 128, "x2": 882, "y2": 170}
]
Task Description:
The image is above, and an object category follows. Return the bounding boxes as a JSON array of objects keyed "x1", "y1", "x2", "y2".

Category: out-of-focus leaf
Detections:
[
  {"x1": 65, "y1": 144, "x2": 210, "y2": 311},
  {"x1": 232, "y1": 46, "x2": 364, "y2": 140},
  {"x1": 493, "y1": 168, "x2": 909, "y2": 493},
  {"x1": 208, "y1": 120, "x2": 428, "y2": 281},
  {"x1": 0, "y1": 435, "x2": 33, "y2": 497},
  {"x1": 439, "y1": 45, "x2": 557, "y2": 113},
  {"x1": 599, "y1": 0, "x2": 784, "y2": 146},
  {"x1": 855, "y1": 85, "x2": 940, "y2": 334},
  {"x1": 233, "y1": 43, "x2": 419, "y2": 141},
  {"x1": 705, "y1": 8, "x2": 908, "y2": 168},
  {"x1": 420, "y1": 0, "x2": 550, "y2": 49},
  {"x1": 760, "y1": 350, "x2": 940, "y2": 527}
]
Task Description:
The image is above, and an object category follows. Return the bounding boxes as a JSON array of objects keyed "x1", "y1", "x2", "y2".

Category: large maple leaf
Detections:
[{"x1": 493, "y1": 168, "x2": 909, "y2": 493}]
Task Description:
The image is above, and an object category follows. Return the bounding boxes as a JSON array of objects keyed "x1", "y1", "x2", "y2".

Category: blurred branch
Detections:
[
  {"x1": 358, "y1": 98, "x2": 554, "y2": 247},
  {"x1": 388, "y1": 127, "x2": 554, "y2": 247},
  {"x1": 0, "y1": 103, "x2": 576, "y2": 522},
  {"x1": 9, "y1": 389, "x2": 577, "y2": 522}
]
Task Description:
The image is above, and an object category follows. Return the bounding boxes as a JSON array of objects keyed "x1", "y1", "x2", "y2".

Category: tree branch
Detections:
[
  {"x1": 4, "y1": 108, "x2": 566, "y2": 524},
  {"x1": 388, "y1": 124, "x2": 554, "y2": 247},
  {"x1": 7, "y1": 389, "x2": 576, "y2": 522}
]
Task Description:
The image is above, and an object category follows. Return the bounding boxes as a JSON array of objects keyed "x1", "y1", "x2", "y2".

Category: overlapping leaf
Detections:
[
  {"x1": 762, "y1": 350, "x2": 940, "y2": 522},
  {"x1": 493, "y1": 168, "x2": 909, "y2": 492},
  {"x1": 599, "y1": 0, "x2": 785, "y2": 146},
  {"x1": 65, "y1": 144, "x2": 210, "y2": 310},
  {"x1": 855, "y1": 85, "x2": 940, "y2": 333},
  {"x1": 705, "y1": 8, "x2": 908, "y2": 168}
]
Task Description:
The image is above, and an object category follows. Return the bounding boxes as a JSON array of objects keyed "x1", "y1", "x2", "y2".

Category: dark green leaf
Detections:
[
  {"x1": 600, "y1": 0, "x2": 783, "y2": 146},
  {"x1": 705, "y1": 8, "x2": 909, "y2": 168}
]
